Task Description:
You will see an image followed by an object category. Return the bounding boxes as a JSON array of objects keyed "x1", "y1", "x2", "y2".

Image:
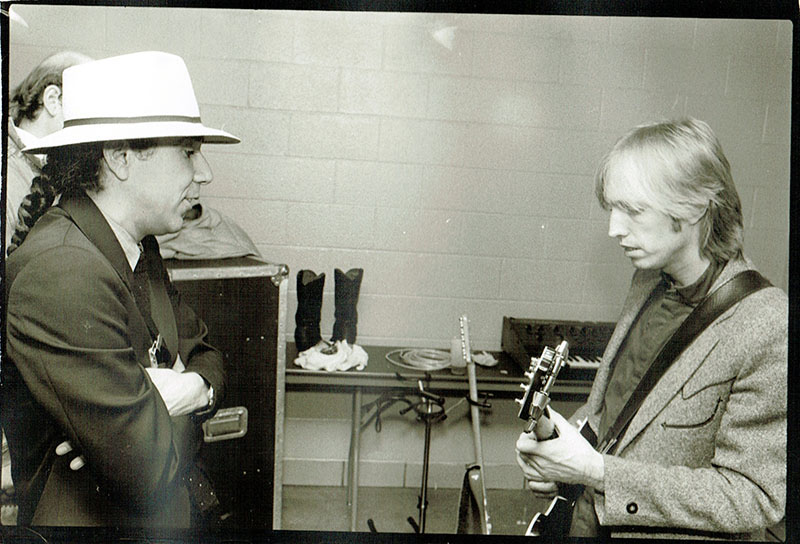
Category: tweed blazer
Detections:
[
  {"x1": 570, "y1": 258, "x2": 787, "y2": 540},
  {"x1": 2, "y1": 192, "x2": 225, "y2": 527}
]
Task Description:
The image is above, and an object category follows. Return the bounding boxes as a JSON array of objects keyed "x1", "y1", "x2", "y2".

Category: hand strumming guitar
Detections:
[{"x1": 515, "y1": 408, "x2": 605, "y2": 493}]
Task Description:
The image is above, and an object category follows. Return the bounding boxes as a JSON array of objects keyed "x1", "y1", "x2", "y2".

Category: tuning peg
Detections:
[{"x1": 514, "y1": 397, "x2": 523, "y2": 406}]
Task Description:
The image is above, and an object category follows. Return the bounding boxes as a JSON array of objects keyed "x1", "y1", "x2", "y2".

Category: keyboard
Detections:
[
  {"x1": 565, "y1": 354, "x2": 603, "y2": 369},
  {"x1": 501, "y1": 317, "x2": 615, "y2": 374}
]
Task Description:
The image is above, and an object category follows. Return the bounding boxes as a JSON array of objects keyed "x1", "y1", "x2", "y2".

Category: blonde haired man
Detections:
[{"x1": 516, "y1": 119, "x2": 786, "y2": 540}]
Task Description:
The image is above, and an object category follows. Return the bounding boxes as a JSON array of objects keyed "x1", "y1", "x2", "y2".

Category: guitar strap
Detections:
[{"x1": 597, "y1": 269, "x2": 771, "y2": 455}]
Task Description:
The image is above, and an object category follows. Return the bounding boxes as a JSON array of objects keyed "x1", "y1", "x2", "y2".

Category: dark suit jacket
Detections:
[{"x1": 2, "y1": 192, "x2": 225, "y2": 527}]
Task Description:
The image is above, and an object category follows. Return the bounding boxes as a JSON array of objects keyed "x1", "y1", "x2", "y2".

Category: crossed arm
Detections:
[
  {"x1": 7, "y1": 246, "x2": 224, "y2": 507},
  {"x1": 57, "y1": 357, "x2": 210, "y2": 468}
]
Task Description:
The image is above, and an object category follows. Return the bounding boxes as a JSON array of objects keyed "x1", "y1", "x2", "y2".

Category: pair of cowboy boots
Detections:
[
  {"x1": 294, "y1": 268, "x2": 363, "y2": 352},
  {"x1": 294, "y1": 268, "x2": 367, "y2": 371}
]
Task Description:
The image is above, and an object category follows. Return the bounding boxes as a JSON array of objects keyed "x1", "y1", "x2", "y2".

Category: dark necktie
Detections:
[
  {"x1": 132, "y1": 250, "x2": 152, "y2": 320},
  {"x1": 133, "y1": 249, "x2": 171, "y2": 367}
]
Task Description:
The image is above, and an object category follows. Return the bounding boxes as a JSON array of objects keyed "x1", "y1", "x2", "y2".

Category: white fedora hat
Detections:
[{"x1": 23, "y1": 51, "x2": 239, "y2": 153}]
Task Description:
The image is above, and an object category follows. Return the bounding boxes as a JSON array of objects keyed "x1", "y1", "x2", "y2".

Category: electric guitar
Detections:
[
  {"x1": 515, "y1": 340, "x2": 596, "y2": 537},
  {"x1": 459, "y1": 315, "x2": 491, "y2": 534}
]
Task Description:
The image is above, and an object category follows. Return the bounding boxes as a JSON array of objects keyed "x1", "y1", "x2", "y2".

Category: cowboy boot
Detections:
[
  {"x1": 330, "y1": 268, "x2": 363, "y2": 345},
  {"x1": 294, "y1": 270, "x2": 325, "y2": 352}
]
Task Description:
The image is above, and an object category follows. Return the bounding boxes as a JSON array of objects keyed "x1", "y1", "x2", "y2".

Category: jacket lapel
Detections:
[
  {"x1": 614, "y1": 259, "x2": 752, "y2": 454},
  {"x1": 58, "y1": 194, "x2": 179, "y2": 363},
  {"x1": 58, "y1": 193, "x2": 135, "y2": 291}
]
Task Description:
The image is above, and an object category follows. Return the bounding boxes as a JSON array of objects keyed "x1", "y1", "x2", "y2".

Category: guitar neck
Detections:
[
  {"x1": 460, "y1": 314, "x2": 490, "y2": 534},
  {"x1": 461, "y1": 317, "x2": 484, "y2": 462},
  {"x1": 466, "y1": 365, "x2": 484, "y2": 455}
]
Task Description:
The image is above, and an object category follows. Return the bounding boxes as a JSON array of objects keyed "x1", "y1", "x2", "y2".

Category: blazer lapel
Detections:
[
  {"x1": 614, "y1": 259, "x2": 752, "y2": 454},
  {"x1": 58, "y1": 193, "x2": 135, "y2": 290},
  {"x1": 58, "y1": 194, "x2": 179, "y2": 363}
]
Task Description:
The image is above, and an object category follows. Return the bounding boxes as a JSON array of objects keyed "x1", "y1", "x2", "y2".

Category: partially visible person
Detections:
[
  {"x1": 5, "y1": 50, "x2": 93, "y2": 250},
  {"x1": 2, "y1": 51, "x2": 237, "y2": 527},
  {"x1": 515, "y1": 118, "x2": 786, "y2": 540}
]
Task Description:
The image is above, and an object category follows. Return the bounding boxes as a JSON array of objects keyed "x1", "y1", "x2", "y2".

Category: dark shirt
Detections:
[{"x1": 570, "y1": 259, "x2": 724, "y2": 537}]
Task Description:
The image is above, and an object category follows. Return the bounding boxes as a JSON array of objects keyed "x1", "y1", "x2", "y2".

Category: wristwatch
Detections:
[{"x1": 206, "y1": 385, "x2": 215, "y2": 408}]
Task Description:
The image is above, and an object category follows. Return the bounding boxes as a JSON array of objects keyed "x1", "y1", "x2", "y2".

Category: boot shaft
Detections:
[
  {"x1": 294, "y1": 270, "x2": 325, "y2": 351},
  {"x1": 331, "y1": 268, "x2": 363, "y2": 344}
]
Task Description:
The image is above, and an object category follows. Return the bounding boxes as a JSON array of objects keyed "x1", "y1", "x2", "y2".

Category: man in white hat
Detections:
[{"x1": 2, "y1": 51, "x2": 239, "y2": 527}]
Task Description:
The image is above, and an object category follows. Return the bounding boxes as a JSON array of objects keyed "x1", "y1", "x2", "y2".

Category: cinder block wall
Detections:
[
  {"x1": 7, "y1": 7, "x2": 792, "y2": 490},
  {"x1": 8, "y1": 7, "x2": 790, "y2": 350}
]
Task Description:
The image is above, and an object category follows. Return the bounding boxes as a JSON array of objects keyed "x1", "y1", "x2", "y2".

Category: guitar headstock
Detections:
[{"x1": 515, "y1": 340, "x2": 568, "y2": 434}]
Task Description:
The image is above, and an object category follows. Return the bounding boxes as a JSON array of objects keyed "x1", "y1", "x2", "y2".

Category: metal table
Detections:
[{"x1": 285, "y1": 344, "x2": 594, "y2": 532}]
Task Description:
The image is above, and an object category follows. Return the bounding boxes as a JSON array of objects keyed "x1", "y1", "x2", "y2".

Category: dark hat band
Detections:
[{"x1": 64, "y1": 115, "x2": 203, "y2": 128}]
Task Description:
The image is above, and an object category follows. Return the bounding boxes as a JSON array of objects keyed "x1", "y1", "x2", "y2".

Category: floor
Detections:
[{"x1": 280, "y1": 485, "x2": 549, "y2": 536}]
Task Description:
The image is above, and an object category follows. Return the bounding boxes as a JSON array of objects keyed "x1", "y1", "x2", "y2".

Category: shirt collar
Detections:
[
  {"x1": 13, "y1": 124, "x2": 47, "y2": 162},
  {"x1": 87, "y1": 194, "x2": 142, "y2": 271},
  {"x1": 661, "y1": 259, "x2": 725, "y2": 305},
  {"x1": 14, "y1": 125, "x2": 39, "y2": 148}
]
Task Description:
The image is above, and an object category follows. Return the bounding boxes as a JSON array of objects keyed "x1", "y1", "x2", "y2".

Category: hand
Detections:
[
  {"x1": 515, "y1": 408, "x2": 605, "y2": 491},
  {"x1": 55, "y1": 440, "x2": 85, "y2": 471},
  {"x1": 145, "y1": 367, "x2": 208, "y2": 416},
  {"x1": 516, "y1": 449, "x2": 559, "y2": 498}
]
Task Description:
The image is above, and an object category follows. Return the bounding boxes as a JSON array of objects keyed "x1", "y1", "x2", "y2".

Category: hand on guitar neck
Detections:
[
  {"x1": 514, "y1": 411, "x2": 559, "y2": 499},
  {"x1": 514, "y1": 341, "x2": 604, "y2": 492},
  {"x1": 516, "y1": 408, "x2": 605, "y2": 492},
  {"x1": 514, "y1": 342, "x2": 604, "y2": 537},
  {"x1": 528, "y1": 408, "x2": 557, "y2": 441}
]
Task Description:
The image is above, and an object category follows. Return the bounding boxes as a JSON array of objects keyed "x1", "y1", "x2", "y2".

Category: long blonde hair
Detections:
[{"x1": 595, "y1": 118, "x2": 744, "y2": 263}]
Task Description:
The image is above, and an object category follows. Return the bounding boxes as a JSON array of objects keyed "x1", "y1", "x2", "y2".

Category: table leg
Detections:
[{"x1": 347, "y1": 387, "x2": 362, "y2": 531}]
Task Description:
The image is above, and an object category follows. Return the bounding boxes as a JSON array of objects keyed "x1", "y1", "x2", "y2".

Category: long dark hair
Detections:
[{"x1": 7, "y1": 139, "x2": 156, "y2": 256}]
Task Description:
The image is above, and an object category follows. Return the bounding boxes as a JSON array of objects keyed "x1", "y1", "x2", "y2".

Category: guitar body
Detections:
[
  {"x1": 525, "y1": 486, "x2": 580, "y2": 538},
  {"x1": 457, "y1": 464, "x2": 489, "y2": 534}
]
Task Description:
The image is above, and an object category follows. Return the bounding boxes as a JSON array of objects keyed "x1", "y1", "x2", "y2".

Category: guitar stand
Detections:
[
  {"x1": 465, "y1": 392, "x2": 492, "y2": 411},
  {"x1": 365, "y1": 374, "x2": 446, "y2": 534},
  {"x1": 407, "y1": 378, "x2": 446, "y2": 534}
]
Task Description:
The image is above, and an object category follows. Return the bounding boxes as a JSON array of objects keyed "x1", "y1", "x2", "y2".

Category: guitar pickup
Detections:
[{"x1": 203, "y1": 406, "x2": 248, "y2": 442}]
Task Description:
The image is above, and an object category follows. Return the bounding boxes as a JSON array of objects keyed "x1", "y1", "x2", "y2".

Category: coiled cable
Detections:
[{"x1": 385, "y1": 348, "x2": 452, "y2": 371}]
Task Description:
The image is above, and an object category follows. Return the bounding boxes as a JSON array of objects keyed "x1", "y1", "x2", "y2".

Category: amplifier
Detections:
[{"x1": 501, "y1": 316, "x2": 615, "y2": 375}]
